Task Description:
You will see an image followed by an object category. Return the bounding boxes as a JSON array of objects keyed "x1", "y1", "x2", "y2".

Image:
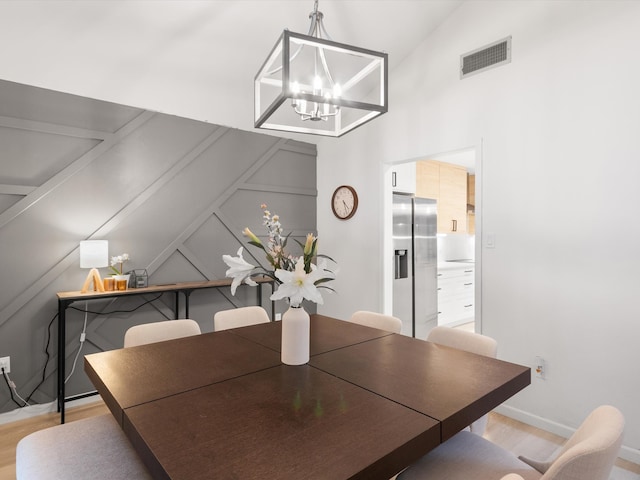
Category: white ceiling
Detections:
[{"x1": 0, "y1": 1, "x2": 463, "y2": 134}]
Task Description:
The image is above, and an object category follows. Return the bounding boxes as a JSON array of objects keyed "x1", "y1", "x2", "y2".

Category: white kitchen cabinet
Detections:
[
  {"x1": 391, "y1": 162, "x2": 416, "y2": 194},
  {"x1": 437, "y1": 263, "x2": 474, "y2": 326}
]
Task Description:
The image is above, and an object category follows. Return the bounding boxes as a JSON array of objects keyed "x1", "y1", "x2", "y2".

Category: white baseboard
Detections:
[
  {"x1": 0, "y1": 401, "x2": 56, "y2": 425},
  {"x1": 0, "y1": 395, "x2": 102, "y2": 426},
  {"x1": 495, "y1": 404, "x2": 640, "y2": 465}
]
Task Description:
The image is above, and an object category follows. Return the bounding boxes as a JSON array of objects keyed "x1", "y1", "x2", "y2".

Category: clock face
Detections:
[{"x1": 331, "y1": 185, "x2": 358, "y2": 220}]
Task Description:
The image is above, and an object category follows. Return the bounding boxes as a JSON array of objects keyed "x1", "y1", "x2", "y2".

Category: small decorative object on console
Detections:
[
  {"x1": 129, "y1": 269, "x2": 148, "y2": 288},
  {"x1": 110, "y1": 253, "x2": 131, "y2": 291}
]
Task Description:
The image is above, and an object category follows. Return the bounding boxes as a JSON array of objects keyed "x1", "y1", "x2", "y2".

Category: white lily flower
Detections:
[
  {"x1": 223, "y1": 205, "x2": 337, "y2": 303},
  {"x1": 316, "y1": 257, "x2": 337, "y2": 280},
  {"x1": 270, "y1": 257, "x2": 324, "y2": 307},
  {"x1": 222, "y1": 247, "x2": 258, "y2": 295}
]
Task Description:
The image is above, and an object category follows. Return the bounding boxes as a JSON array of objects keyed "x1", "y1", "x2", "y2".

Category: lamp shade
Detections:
[{"x1": 79, "y1": 240, "x2": 109, "y2": 269}]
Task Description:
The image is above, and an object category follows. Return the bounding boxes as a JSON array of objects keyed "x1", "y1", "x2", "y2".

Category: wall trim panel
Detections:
[{"x1": 0, "y1": 80, "x2": 317, "y2": 412}]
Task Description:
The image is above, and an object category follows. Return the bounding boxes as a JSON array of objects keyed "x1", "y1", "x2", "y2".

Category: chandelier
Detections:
[{"x1": 254, "y1": 0, "x2": 388, "y2": 137}]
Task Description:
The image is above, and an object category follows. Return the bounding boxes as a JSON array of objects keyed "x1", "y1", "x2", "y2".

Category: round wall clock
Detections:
[{"x1": 331, "y1": 185, "x2": 359, "y2": 220}]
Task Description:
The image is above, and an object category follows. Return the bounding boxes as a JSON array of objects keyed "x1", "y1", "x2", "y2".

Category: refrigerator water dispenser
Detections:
[{"x1": 394, "y1": 249, "x2": 408, "y2": 279}]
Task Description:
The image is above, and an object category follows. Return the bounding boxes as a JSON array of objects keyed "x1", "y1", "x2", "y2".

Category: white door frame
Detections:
[{"x1": 382, "y1": 141, "x2": 484, "y2": 333}]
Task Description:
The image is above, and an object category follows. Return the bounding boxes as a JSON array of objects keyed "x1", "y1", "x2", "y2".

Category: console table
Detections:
[{"x1": 56, "y1": 277, "x2": 273, "y2": 423}]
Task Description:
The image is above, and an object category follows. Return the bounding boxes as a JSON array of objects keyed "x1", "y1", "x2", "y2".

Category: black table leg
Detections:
[
  {"x1": 183, "y1": 290, "x2": 193, "y2": 319},
  {"x1": 57, "y1": 299, "x2": 68, "y2": 423}
]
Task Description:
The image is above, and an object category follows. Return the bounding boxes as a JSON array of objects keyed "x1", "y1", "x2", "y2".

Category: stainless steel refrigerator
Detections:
[{"x1": 392, "y1": 193, "x2": 438, "y2": 339}]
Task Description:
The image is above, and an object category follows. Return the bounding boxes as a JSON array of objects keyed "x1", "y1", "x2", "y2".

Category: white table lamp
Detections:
[{"x1": 80, "y1": 240, "x2": 108, "y2": 293}]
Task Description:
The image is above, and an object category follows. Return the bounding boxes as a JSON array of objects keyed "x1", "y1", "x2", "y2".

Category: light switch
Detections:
[{"x1": 485, "y1": 233, "x2": 496, "y2": 248}]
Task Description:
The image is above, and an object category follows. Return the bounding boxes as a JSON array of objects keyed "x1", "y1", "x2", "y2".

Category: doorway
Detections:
[{"x1": 383, "y1": 145, "x2": 481, "y2": 337}]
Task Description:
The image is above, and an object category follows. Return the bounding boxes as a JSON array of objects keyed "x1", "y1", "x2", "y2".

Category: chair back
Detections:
[
  {"x1": 124, "y1": 319, "x2": 201, "y2": 348},
  {"x1": 541, "y1": 405, "x2": 624, "y2": 480},
  {"x1": 349, "y1": 311, "x2": 402, "y2": 333},
  {"x1": 427, "y1": 326, "x2": 497, "y2": 357},
  {"x1": 214, "y1": 306, "x2": 270, "y2": 331},
  {"x1": 427, "y1": 326, "x2": 497, "y2": 435}
]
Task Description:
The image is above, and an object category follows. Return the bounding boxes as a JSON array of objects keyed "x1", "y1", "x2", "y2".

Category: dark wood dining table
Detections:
[{"x1": 84, "y1": 314, "x2": 530, "y2": 480}]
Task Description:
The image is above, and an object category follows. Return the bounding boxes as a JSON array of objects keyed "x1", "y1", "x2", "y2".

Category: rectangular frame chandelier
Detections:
[{"x1": 255, "y1": 24, "x2": 387, "y2": 137}]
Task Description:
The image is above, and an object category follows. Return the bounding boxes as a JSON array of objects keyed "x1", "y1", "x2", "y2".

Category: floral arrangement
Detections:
[
  {"x1": 222, "y1": 204, "x2": 336, "y2": 307},
  {"x1": 109, "y1": 253, "x2": 130, "y2": 276}
]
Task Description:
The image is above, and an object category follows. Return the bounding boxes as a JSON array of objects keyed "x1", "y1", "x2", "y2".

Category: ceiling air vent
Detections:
[{"x1": 460, "y1": 36, "x2": 511, "y2": 79}]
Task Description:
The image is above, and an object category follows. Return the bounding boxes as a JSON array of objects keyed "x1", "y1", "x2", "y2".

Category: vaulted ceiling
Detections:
[{"x1": 0, "y1": 1, "x2": 463, "y2": 135}]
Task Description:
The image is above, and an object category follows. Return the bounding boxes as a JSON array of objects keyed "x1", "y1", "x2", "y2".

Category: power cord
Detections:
[
  {"x1": 24, "y1": 312, "x2": 57, "y2": 404},
  {"x1": 2, "y1": 367, "x2": 29, "y2": 408},
  {"x1": 63, "y1": 293, "x2": 164, "y2": 384},
  {"x1": 22, "y1": 293, "x2": 166, "y2": 403},
  {"x1": 64, "y1": 301, "x2": 89, "y2": 384},
  {"x1": 68, "y1": 293, "x2": 163, "y2": 315}
]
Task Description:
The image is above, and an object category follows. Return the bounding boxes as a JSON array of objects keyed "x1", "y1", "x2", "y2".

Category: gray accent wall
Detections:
[{"x1": 0, "y1": 79, "x2": 317, "y2": 412}]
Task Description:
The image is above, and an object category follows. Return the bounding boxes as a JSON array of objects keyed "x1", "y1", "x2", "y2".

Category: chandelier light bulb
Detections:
[
  {"x1": 291, "y1": 81, "x2": 300, "y2": 108},
  {"x1": 313, "y1": 76, "x2": 323, "y2": 94}
]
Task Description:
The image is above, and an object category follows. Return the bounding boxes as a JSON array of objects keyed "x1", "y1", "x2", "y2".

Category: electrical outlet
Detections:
[
  {"x1": 0, "y1": 356, "x2": 10, "y2": 374},
  {"x1": 275, "y1": 313, "x2": 282, "y2": 321},
  {"x1": 534, "y1": 356, "x2": 544, "y2": 379}
]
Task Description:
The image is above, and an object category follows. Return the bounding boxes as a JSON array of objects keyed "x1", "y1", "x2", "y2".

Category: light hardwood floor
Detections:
[{"x1": 1, "y1": 401, "x2": 638, "y2": 480}]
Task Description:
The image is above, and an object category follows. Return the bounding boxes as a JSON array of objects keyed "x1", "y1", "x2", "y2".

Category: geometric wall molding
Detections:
[{"x1": 0, "y1": 79, "x2": 317, "y2": 411}]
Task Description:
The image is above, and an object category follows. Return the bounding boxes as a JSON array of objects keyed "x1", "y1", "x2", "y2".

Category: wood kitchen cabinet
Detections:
[
  {"x1": 467, "y1": 174, "x2": 475, "y2": 235},
  {"x1": 416, "y1": 160, "x2": 468, "y2": 234},
  {"x1": 416, "y1": 160, "x2": 439, "y2": 199}
]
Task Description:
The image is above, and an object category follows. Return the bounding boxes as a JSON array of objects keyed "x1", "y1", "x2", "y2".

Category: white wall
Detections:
[{"x1": 317, "y1": 0, "x2": 640, "y2": 461}]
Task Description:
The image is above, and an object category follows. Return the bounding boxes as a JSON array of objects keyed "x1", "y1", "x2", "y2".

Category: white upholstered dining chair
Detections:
[
  {"x1": 349, "y1": 310, "x2": 402, "y2": 333},
  {"x1": 427, "y1": 325, "x2": 497, "y2": 436},
  {"x1": 15, "y1": 319, "x2": 204, "y2": 479},
  {"x1": 213, "y1": 305, "x2": 270, "y2": 331},
  {"x1": 124, "y1": 318, "x2": 201, "y2": 347},
  {"x1": 16, "y1": 319, "x2": 205, "y2": 480},
  {"x1": 397, "y1": 404, "x2": 625, "y2": 480},
  {"x1": 427, "y1": 325, "x2": 497, "y2": 357},
  {"x1": 16, "y1": 414, "x2": 152, "y2": 480}
]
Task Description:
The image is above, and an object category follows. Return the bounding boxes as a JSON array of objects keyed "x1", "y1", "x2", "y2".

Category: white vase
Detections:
[{"x1": 281, "y1": 305, "x2": 310, "y2": 365}]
